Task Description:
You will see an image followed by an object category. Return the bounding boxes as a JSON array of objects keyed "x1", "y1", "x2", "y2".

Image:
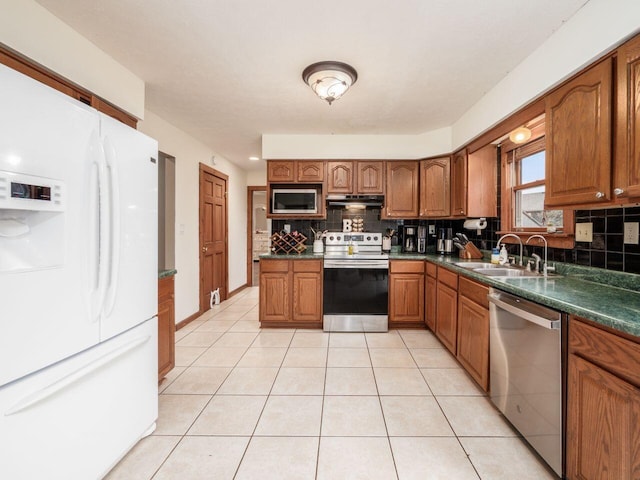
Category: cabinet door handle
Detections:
[
  {"x1": 614, "y1": 188, "x2": 624, "y2": 196},
  {"x1": 595, "y1": 191, "x2": 605, "y2": 199}
]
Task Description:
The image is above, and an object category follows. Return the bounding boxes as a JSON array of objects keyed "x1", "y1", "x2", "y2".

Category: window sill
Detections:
[{"x1": 495, "y1": 231, "x2": 575, "y2": 249}]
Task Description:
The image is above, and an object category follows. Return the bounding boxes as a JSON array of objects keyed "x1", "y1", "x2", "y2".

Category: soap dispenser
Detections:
[{"x1": 498, "y1": 244, "x2": 509, "y2": 265}]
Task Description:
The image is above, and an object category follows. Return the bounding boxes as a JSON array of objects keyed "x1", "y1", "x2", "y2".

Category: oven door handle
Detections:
[{"x1": 324, "y1": 260, "x2": 389, "y2": 269}]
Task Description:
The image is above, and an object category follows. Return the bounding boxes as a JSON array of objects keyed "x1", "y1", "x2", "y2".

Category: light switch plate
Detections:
[
  {"x1": 624, "y1": 222, "x2": 639, "y2": 244},
  {"x1": 575, "y1": 222, "x2": 593, "y2": 242}
]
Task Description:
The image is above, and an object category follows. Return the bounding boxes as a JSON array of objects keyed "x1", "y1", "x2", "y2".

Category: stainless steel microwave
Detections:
[{"x1": 272, "y1": 188, "x2": 318, "y2": 214}]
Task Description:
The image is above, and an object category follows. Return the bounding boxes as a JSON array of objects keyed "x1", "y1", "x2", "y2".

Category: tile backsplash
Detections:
[{"x1": 271, "y1": 206, "x2": 640, "y2": 274}]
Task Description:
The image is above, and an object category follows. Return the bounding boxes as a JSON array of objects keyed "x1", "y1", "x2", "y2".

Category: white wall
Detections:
[
  {"x1": 0, "y1": 0, "x2": 145, "y2": 119},
  {"x1": 247, "y1": 169, "x2": 267, "y2": 186},
  {"x1": 139, "y1": 111, "x2": 248, "y2": 323}
]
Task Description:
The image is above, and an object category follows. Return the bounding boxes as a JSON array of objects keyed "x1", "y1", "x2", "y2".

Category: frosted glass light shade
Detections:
[{"x1": 302, "y1": 61, "x2": 358, "y2": 105}]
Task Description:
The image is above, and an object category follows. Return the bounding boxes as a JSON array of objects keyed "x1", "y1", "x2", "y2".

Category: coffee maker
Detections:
[
  {"x1": 402, "y1": 225, "x2": 418, "y2": 253},
  {"x1": 437, "y1": 228, "x2": 453, "y2": 255},
  {"x1": 417, "y1": 226, "x2": 427, "y2": 254}
]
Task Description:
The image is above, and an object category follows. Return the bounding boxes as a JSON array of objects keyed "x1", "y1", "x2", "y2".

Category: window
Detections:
[
  {"x1": 509, "y1": 137, "x2": 563, "y2": 229},
  {"x1": 500, "y1": 120, "x2": 574, "y2": 248}
]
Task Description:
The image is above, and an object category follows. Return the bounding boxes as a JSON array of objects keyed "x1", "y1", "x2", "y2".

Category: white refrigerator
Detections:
[{"x1": 0, "y1": 64, "x2": 159, "y2": 479}]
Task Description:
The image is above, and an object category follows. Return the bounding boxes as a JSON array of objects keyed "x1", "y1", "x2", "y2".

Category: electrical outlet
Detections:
[
  {"x1": 575, "y1": 222, "x2": 593, "y2": 242},
  {"x1": 428, "y1": 224, "x2": 435, "y2": 235},
  {"x1": 283, "y1": 224, "x2": 291, "y2": 233},
  {"x1": 624, "y1": 222, "x2": 639, "y2": 244}
]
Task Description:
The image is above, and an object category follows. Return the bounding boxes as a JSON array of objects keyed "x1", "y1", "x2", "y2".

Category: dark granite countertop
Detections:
[
  {"x1": 159, "y1": 269, "x2": 177, "y2": 279},
  {"x1": 393, "y1": 252, "x2": 640, "y2": 338},
  {"x1": 260, "y1": 251, "x2": 324, "y2": 259}
]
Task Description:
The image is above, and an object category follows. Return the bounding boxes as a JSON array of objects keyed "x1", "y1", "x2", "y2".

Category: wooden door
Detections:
[
  {"x1": 356, "y1": 161, "x2": 385, "y2": 194},
  {"x1": 616, "y1": 35, "x2": 640, "y2": 201},
  {"x1": 327, "y1": 161, "x2": 353, "y2": 194},
  {"x1": 292, "y1": 272, "x2": 322, "y2": 322},
  {"x1": 259, "y1": 259, "x2": 290, "y2": 322},
  {"x1": 425, "y1": 274, "x2": 437, "y2": 331},
  {"x1": 200, "y1": 165, "x2": 228, "y2": 312},
  {"x1": 267, "y1": 160, "x2": 295, "y2": 182},
  {"x1": 451, "y1": 150, "x2": 467, "y2": 217},
  {"x1": 389, "y1": 274, "x2": 425, "y2": 323},
  {"x1": 467, "y1": 145, "x2": 498, "y2": 217},
  {"x1": 297, "y1": 161, "x2": 325, "y2": 182},
  {"x1": 384, "y1": 161, "x2": 419, "y2": 218},
  {"x1": 545, "y1": 58, "x2": 612, "y2": 207},
  {"x1": 567, "y1": 353, "x2": 640, "y2": 479},
  {"x1": 420, "y1": 157, "x2": 450, "y2": 217},
  {"x1": 456, "y1": 295, "x2": 489, "y2": 391}
]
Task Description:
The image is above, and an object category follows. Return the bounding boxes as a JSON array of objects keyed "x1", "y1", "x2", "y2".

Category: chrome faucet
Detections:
[
  {"x1": 530, "y1": 253, "x2": 542, "y2": 273},
  {"x1": 526, "y1": 235, "x2": 555, "y2": 277},
  {"x1": 496, "y1": 234, "x2": 523, "y2": 266}
]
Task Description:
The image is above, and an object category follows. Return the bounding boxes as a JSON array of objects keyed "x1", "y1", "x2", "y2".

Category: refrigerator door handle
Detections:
[
  {"x1": 4, "y1": 335, "x2": 152, "y2": 416},
  {"x1": 95, "y1": 141, "x2": 111, "y2": 321},
  {"x1": 102, "y1": 136, "x2": 120, "y2": 318}
]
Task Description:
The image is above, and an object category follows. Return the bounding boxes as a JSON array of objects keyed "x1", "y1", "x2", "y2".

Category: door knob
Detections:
[{"x1": 202, "y1": 246, "x2": 207, "y2": 253}]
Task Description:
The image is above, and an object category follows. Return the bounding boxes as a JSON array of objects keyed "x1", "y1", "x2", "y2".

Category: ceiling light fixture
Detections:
[
  {"x1": 302, "y1": 61, "x2": 358, "y2": 105},
  {"x1": 249, "y1": 156, "x2": 260, "y2": 161},
  {"x1": 509, "y1": 126, "x2": 532, "y2": 144}
]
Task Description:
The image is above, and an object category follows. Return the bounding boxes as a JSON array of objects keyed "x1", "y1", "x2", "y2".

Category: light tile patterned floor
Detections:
[{"x1": 105, "y1": 287, "x2": 558, "y2": 480}]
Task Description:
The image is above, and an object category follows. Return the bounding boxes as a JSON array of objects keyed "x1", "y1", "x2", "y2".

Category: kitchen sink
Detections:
[
  {"x1": 454, "y1": 262, "x2": 501, "y2": 269},
  {"x1": 473, "y1": 268, "x2": 540, "y2": 277}
]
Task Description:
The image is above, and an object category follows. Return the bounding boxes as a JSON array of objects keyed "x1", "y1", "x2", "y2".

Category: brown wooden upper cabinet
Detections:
[
  {"x1": 545, "y1": 58, "x2": 613, "y2": 207},
  {"x1": 451, "y1": 149, "x2": 468, "y2": 217},
  {"x1": 326, "y1": 160, "x2": 385, "y2": 195},
  {"x1": 467, "y1": 144, "x2": 498, "y2": 218},
  {"x1": 420, "y1": 157, "x2": 451, "y2": 217},
  {"x1": 615, "y1": 34, "x2": 640, "y2": 202},
  {"x1": 384, "y1": 161, "x2": 419, "y2": 218},
  {"x1": 267, "y1": 160, "x2": 325, "y2": 183}
]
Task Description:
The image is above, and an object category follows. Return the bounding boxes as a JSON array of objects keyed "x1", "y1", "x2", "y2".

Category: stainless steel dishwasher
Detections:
[{"x1": 488, "y1": 289, "x2": 565, "y2": 478}]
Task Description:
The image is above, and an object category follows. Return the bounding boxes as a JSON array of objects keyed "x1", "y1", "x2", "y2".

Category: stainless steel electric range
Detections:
[{"x1": 322, "y1": 232, "x2": 389, "y2": 332}]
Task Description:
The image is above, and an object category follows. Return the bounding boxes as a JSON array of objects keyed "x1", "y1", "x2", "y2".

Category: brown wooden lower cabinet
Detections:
[
  {"x1": 567, "y1": 317, "x2": 640, "y2": 479},
  {"x1": 259, "y1": 258, "x2": 322, "y2": 327},
  {"x1": 456, "y1": 277, "x2": 489, "y2": 391},
  {"x1": 158, "y1": 275, "x2": 175, "y2": 381},
  {"x1": 425, "y1": 262, "x2": 437, "y2": 331},
  {"x1": 389, "y1": 260, "x2": 425, "y2": 328},
  {"x1": 435, "y1": 267, "x2": 458, "y2": 354}
]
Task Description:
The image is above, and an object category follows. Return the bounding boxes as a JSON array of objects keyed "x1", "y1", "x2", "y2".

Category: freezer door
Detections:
[
  {"x1": 0, "y1": 319, "x2": 158, "y2": 480},
  {"x1": 99, "y1": 113, "x2": 158, "y2": 341},
  {"x1": 0, "y1": 64, "x2": 101, "y2": 387}
]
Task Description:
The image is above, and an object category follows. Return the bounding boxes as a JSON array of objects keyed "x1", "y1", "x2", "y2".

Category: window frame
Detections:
[{"x1": 499, "y1": 121, "x2": 575, "y2": 248}]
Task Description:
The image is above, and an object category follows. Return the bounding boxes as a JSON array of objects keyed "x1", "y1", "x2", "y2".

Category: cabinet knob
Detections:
[
  {"x1": 614, "y1": 188, "x2": 624, "y2": 196},
  {"x1": 595, "y1": 191, "x2": 605, "y2": 199}
]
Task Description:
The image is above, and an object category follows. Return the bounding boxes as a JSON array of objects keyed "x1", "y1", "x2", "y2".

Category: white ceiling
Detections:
[{"x1": 36, "y1": 0, "x2": 588, "y2": 171}]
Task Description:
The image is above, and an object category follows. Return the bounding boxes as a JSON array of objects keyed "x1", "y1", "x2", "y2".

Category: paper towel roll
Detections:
[{"x1": 463, "y1": 218, "x2": 487, "y2": 231}]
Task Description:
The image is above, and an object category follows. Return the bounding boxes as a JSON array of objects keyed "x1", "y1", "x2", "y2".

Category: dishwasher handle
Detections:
[{"x1": 488, "y1": 292, "x2": 561, "y2": 330}]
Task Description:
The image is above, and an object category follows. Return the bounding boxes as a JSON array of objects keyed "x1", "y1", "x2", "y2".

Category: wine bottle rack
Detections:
[{"x1": 270, "y1": 232, "x2": 308, "y2": 254}]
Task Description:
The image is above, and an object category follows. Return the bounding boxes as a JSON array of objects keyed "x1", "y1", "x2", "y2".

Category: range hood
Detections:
[{"x1": 326, "y1": 194, "x2": 384, "y2": 208}]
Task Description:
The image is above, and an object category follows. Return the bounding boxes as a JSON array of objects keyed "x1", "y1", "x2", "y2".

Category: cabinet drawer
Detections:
[
  {"x1": 158, "y1": 276, "x2": 174, "y2": 302},
  {"x1": 458, "y1": 277, "x2": 489, "y2": 309},
  {"x1": 260, "y1": 259, "x2": 290, "y2": 273},
  {"x1": 293, "y1": 259, "x2": 322, "y2": 273},
  {"x1": 570, "y1": 317, "x2": 640, "y2": 387},
  {"x1": 437, "y1": 267, "x2": 458, "y2": 290},
  {"x1": 390, "y1": 260, "x2": 424, "y2": 274},
  {"x1": 426, "y1": 261, "x2": 437, "y2": 278}
]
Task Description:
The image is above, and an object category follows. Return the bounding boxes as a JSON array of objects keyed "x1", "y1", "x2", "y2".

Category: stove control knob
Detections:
[
  {"x1": 366, "y1": 236, "x2": 371, "y2": 241},
  {"x1": 336, "y1": 235, "x2": 341, "y2": 241},
  {"x1": 373, "y1": 235, "x2": 378, "y2": 241},
  {"x1": 329, "y1": 236, "x2": 334, "y2": 241}
]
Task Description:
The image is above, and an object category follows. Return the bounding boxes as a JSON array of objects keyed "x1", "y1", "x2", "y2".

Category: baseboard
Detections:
[
  {"x1": 176, "y1": 310, "x2": 202, "y2": 331},
  {"x1": 228, "y1": 283, "x2": 249, "y2": 298}
]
